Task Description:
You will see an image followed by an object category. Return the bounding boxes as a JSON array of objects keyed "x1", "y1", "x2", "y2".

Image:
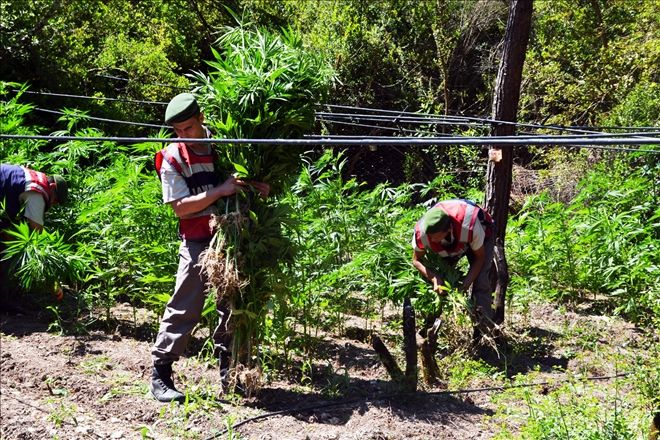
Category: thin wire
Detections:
[
  {"x1": 1, "y1": 134, "x2": 658, "y2": 152},
  {"x1": 322, "y1": 104, "x2": 660, "y2": 135},
  {"x1": 318, "y1": 120, "x2": 660, "y2": 140},
  {"x1": 320, "y1": 111, "x2": 602, "y2": 135},
  {"x1": 318, "y1": 119, "x2": 456, "y2": 136},
  {"x1": 564, "y1": 124, "x2": 660, "y2": 131},
  {"x1": 96, "y1": 73, "x2": 188, "y2": 90},
  {"x1": 2, "y1": 392, "x2": 78, "y2": 426},
  {"x1": 319, "y1": 117, "x2": 660, "y2": 141},
  {"x1": 13, "y1": 89, "x2": 168, "y2": 105},
  {"x1": 203, "y1": 372, "x2": 631, "y2": 439},
  {"x1": 317, "y1": 112, "x2": 490, "y2": 128},
  {"x1": 33, "y1": 108, "x2": 167, "y2": 129}
]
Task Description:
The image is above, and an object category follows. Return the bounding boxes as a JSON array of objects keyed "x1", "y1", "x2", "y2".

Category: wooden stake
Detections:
[{"x1": 403, "y1": 297, "x2": 417, "y2": 391}]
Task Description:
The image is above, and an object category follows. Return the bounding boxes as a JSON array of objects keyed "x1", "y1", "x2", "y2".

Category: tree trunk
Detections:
[
  {"x1": 371, "y1": 334, "x2": 403, "y2": 381},
  {"x1": 485, "y1": 0, "x2": 533, "y2": 325},
  {"x1": 402, "y1": 297, "x2": 418, "y2": 391},
  {"x1": 420, "y1": 317, "x2": 442, "y2": 385}
]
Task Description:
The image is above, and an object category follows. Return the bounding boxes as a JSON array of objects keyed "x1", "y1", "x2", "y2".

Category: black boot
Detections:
[
  {"x1": 150, "y1": 363, "x2": 185, "y2": 403},
  {"x1": 218, "y1": 352, "x2": 231, "y2": 391}
]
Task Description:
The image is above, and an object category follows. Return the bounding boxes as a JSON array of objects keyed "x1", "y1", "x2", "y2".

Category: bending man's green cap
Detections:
[
  {"x1": 52, "y1": 175, "x2": 68, "y2": 204},
  {"x1": 165, "y1": 93, "x2": 200, "y2": 125},
  {"x1": 421, "y1": 207, "x2": 450, "y2": 234}
]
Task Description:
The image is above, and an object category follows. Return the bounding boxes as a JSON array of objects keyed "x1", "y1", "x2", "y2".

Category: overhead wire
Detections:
[
  {"x1": 316, "y1": 118, "x2": 456, "y2": 136},
  {"x1": 321, "y1": 104, "x2": 660, "y2": 135},
  {"x1": 33, "y1": 108, "x2": 167, "y2": 129},
  {"x1": 320, "y1": 110, "x2": 601, "y2": 135},
  {"x1": 1, "y1": 134, "x2": 658, "y2": 153},
  {"x1": 95, "y1": 73, "x2": 189, "y2": 90},
  {"x1": 316, "y1": 111, "x2": 491, "y2": 128},
  {"x1": 8, "y1": 90, "x2": 657, "y2": 135},
  {"x1": 12, "y1": 89, "x2": 168, "y2": 105},
  {"x1": 4, "y1": 92, "x2": 658, "y2": 153},
  {"x1": 6, "y1": 87, "x2": 656, "y2": 134}
]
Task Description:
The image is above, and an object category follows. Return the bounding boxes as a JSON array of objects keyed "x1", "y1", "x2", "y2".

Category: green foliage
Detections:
[
  {"x1": 1, "y1": 83, "x2": 179, "y2": 330},
  {"x1": 193, "y1": 21, "x2": 336, "y2": 196},
  {"x1": 492, "y1": 376, "x2": 645, "y2": 440},
  {"x1": 521, "y1": 0, "x2": 659, "y2": 125},
  {"x1": 272, "y1": 150, "x2": 479, "y2": 366},
  {"x1": 508, "y1": 161, "x2": 660, "y2": 324},
  {"x1": 603, "y1": 81, "x2": 660, "y2": 127},
  {"x1": 0, "y1": 0, "x2": 208, "y2": 134},
  {"x1": 190, "y1": 23, "x2": 335, "y2": 366},
  {"x1": 245, "y1": 0, "x2": 505, "y2": 113},
  {"x1": 74, "y1": 152, "x2": 179, "y2": 318},
  {"x1": 1, "y1": 222, "x2": 86, "y2": 292}
]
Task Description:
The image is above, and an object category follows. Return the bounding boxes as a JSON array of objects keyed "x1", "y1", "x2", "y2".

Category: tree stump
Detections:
[
  {"x1": 420, "y1": 316, "x2": 442, "y2": 385},
  {"x1": 402, "y1": 297, "x2": 417, "y2": 391},
  {"x1": 371, "y1": 297, "x2": 418, "y2": 392},
  {"x1": 371, "y1": 334, "x2": 403, "y2": 381}
]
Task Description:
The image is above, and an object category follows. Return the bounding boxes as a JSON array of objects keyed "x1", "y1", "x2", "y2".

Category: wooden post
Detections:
[
  {"x1": 420, "y1": 317, "x2": 442, "y2": 385},
  {"x1": 371, "y1": 334, "x2": 403, "y2": 381},
  {"x1": 485, "y1": 0, "x2": 533, "y2": 324},
  {"x1": 402, "y1": 297, "x2": 417, "y2": 391}
]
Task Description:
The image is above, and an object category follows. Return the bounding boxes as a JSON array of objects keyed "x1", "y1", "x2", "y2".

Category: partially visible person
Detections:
[
  {"x1": 0, "y1": 164, "x2": 68, "y2": 307},
  {"x1": 150, "y1": 93, "x2": 270, "y2": 403},
  {"x1": 411, "y1": 199, "x2": 495, "y2": 352},
  {"x1": 0, "y1": 163, "x2": 68, "y2": 231}
]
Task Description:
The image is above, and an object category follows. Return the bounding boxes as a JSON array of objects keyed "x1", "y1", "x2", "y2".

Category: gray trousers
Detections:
[
  {"x1": 151, "y1": 240, "x2": 232, "y2": 365},
  {"x1": 465, "y1": 232, "x2": 495, "y2": 325}
]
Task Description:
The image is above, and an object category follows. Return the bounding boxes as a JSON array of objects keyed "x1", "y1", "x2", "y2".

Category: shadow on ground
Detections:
[
  {"x1": 493, "y1": 326, "x2": 569, "y2": 376},
  {"x1": 246, "y1": 384, "x2": 493, "y2": 427}
]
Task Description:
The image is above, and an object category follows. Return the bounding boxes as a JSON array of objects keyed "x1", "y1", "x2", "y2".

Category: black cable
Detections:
[
  {"x1": 318, "y1": 119, "x2": 456, "y2": 136},
  {"x1": 204, "y1": 372, "x2": 631, "y2": 439},
  {"x1": 317, "y1": 112, "x2": 490, "y2": 128},
  {"x1": 13, "y1": 89, "x2": 168, "y2": 105},
  {"x1": 1, "y1": 134, "x2": 658, "y2": 151},
  {"x1": 320, "y1": 111, "x2": 603, "y2": 135},
  {"x1": 563, "y1": 124, "x2": 660, "y2": 131},
  {"x1": 95, "y1": 73, "x2": 188, "y2": 90},
  {"x1": 318, "y1": 112, "x2": 598, "y2": 135},
  {"x1": 2, "y1": 391, "x2": 78, "y2": 426},
  {"x1": 317, "y1": 121, "x2": 660, "y2": 140},
  {"x1": 33, "y1": 108, "x2": 167, "y2": 129},
  {"x1": 322, "y1": 104, "x2": 660, "y2": 135}
]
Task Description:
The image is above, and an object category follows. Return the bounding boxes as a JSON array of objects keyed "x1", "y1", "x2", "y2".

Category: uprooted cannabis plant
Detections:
[{"x1": 192, "y1": 22, "x2": 335, "y2": 371}]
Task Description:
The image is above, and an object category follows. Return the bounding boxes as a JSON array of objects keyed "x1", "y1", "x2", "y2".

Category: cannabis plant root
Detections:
[{"x1": 199, "y1": 212, "x2": 248, "y2": 305}]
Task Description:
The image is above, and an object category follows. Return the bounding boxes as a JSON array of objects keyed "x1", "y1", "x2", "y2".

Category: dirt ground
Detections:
[{"x1": 0, "y1": 300, "x2": 650, "y2": 440}]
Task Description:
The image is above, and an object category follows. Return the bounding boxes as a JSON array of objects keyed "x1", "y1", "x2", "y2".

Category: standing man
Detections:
[
  {"x1": 150, "y1": 93, "x2": 269, "y2": 403},
  {"x1": 0, "y1": 164, "x2": 68, "y2": 231},
  {"x1": 411, "y1": 199, "x2": 495, "y2": 353}
]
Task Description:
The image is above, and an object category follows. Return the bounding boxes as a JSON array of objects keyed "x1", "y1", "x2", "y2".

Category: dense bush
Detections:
[{"x1": 507, "y1": 159, "x2": 659, "y2": 325}]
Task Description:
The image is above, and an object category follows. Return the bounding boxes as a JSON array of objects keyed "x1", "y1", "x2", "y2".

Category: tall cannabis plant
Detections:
[
  {"x1": 1, "y1": 222, "x2": 86, "y2": 294},
  {"x1": 192, "y1": 23, "x2": 335, "y2": 368}
]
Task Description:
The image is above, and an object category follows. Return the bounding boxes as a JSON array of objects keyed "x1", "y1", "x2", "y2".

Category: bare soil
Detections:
[{"x1": 0, "y1": 299, "x2": 650, "y2": 440}]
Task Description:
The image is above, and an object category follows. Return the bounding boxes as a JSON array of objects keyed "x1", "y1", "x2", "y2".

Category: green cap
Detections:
[
  {"x1": 421, "y1": 207, "x2": 450, "y2": 234},
  {"x1": 165, "y1": 93, "x2": 200, "y2": 124},
  {"x1": 52, "y1": 175, "x2": 68, "y2": 204}
]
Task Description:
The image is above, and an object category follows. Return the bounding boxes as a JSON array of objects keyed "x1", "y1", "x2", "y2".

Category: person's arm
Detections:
[
  {"x1": 412, "y1": 249, "x2": 445, "y2": 294},
  {"x1": 461, "y1": 244, "x2": 485, "y2": 292},
  {"x1": 21, "y1": 192, "x2": 45, "y2": 231},
  {"x1": 27, "y1": 219, "x2": 43, "y2": 231},
  {"x1": 247, "y1": 180, "x2": 270, "y2": 198},
  {"x1": 169, "y1": 176, "x2": 245, "y2": 218}
]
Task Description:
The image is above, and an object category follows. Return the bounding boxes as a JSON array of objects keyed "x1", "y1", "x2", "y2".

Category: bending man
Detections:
[
  {"x1": 412, "y1": 199, "x2": 495, "y2": 350},
  {"x1": 0, "y1": 163, "x2": 68, "y2": 231}
]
